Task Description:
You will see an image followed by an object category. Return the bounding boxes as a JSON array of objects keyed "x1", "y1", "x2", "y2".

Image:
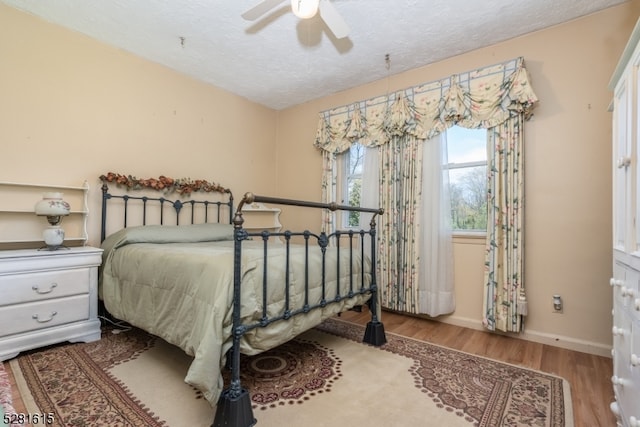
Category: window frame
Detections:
[{"x1": 445, "y1": 127, "x2": 488, "y2": 236}]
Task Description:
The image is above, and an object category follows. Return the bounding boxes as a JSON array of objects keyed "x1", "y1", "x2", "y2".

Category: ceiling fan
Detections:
[{"x1": 241, "y1": 0, "x2": 350, "y2": 39}]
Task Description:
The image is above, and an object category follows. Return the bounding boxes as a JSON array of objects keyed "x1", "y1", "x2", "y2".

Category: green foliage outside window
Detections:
[
  {"x1": 449, "y1": 167, "x2": 487, "y2": 230},
  {"x1": 344, "y1": 144, "x2": 364, "y2": 228},
  {"x1": 348, "y1": 179, "x2": 361, "y2": 227}
]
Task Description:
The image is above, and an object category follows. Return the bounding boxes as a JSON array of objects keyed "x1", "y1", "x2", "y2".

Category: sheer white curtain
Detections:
[
  {"x1": 359, "y1": 137, "x2": 454, "y2": 317},
  {"x1": 418, "y1": 132, "x2": 454, "y2": 316},
  {"x1": 360, "y1": 146, "x2": 380, "y2": 230},
  {"x1": 359, "y1": 146, "x2": 381, "y2": 318}
]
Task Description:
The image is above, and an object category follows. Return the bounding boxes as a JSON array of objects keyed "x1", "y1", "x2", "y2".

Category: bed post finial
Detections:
[
  {"x1": 233, "y1": 192, "x2": 256, "y2": 228},
  {"x1": 243, "y1": 192, "x2": 255, "y2": 204}
]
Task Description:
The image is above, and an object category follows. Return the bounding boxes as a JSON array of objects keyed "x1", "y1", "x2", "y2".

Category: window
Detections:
[
  {"x1": 339, "y1": 143, "x2": 365, "y2": 229},
  {"x1": 445, "y1": 126, "x2": 488, "y2": 232},
  {"x1": 336, "y1": 129, "x2": 488, "y2": 233}
]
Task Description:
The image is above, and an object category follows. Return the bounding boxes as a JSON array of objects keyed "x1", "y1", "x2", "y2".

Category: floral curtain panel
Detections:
[
  {"x1": 483, "y1": 117, "x2": 527, "y2": 332},
  {"x1": 314, "y1": 57, "x2": 537, "y2": 331},
  {"x1": 376, "y1": 132, "x2": 425, "y2": 313}
]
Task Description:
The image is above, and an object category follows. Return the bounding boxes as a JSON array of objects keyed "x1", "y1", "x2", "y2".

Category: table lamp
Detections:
[{"x1": 34, "y1": 192, "x2": 70, "y2": 250}]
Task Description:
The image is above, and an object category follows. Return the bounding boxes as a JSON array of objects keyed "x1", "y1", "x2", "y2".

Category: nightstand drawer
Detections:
[
  {"x1": 0, "y1": 268, "x2": 90, "y2": 306},
  {"x1": 0, "y1": 295, "x2": 89, "y2": 336}
]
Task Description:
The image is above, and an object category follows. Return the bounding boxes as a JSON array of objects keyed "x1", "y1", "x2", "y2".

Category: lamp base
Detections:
[
  {"x1": 42, "y1": 226, "x2": 65, "y2": 249},
  {"x1": 38, "y1": 244, "x2": 70, "y2": 251}
]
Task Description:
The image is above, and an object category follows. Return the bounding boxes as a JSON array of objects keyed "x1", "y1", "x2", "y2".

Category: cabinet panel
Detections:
[
  {"x1": 620, "y1": 265, "x2": 639, "y2": 313},
  {"x1": 620, "y1": 320, "x2": 640, "y2": 425},
  {"x1": 635, "y1": 56, "x2": 640, "y2": 255},
  {"x1": 631, "y1": 320, "x2": 640, "y2": 395},
  {"x1": 613, "y1": 77, "x2": 632, "y2": 252},
  {"x1": 612, "y1": 272, "x2": 635, "y2": 425},
  {"x1": 0, "y1": 268, "x2": 90, "y2": 306},
  {"x1": 613, "y1": 293, "x2": 632, "y2": 372},
  {"x1": 0, "y1": 295, "x2": 89, "y2": 336}
]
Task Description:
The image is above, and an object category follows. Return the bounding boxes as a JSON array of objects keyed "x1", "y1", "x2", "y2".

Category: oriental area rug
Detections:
[
  {"x1": 8, "y1": 318, "x2": 572, "y2": 426},
  {"x1": 1, "y1": 362, "x2": 19, "y2": 424}
]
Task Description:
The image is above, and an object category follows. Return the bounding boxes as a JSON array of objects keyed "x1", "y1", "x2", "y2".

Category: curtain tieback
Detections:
[{"x1": 517, "y1": 290, "x2": 528, "y2": 316}]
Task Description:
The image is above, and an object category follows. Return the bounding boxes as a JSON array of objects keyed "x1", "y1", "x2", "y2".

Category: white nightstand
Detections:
[{"x1": 0, "y1": 246, "x2": 103, "y2": 360}]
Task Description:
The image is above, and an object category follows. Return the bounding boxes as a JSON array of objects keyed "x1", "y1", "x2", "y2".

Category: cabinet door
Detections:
[
  {"x1": 614, "y1": 73, "x2": 633, "y2": 252},
  {"x1": 631, "y1": 319, "x2": 640, "y2": 415},
  {"x1": 634, "y1": 55, "x2": 640, "y2": 255}
]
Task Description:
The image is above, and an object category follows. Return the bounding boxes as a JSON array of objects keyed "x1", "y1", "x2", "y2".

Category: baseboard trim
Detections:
[{"x1": 438, "y1": 315, "x2": 613, "y2": 358}]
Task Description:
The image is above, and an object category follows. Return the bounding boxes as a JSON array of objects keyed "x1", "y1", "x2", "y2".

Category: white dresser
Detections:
[
  {"x1": 610, "y1": 17, "x2": 640, "y2": 427},
  {"x1": 0, "y1": 247, "x2": 103, "y2": 361}
]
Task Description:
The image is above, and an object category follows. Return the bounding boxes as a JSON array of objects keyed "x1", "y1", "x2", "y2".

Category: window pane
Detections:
[
  {"x1": 347, "y1": 176, "x2": 361, "y2": 227},
  {"x1": 349, "y1": 144, "x2": 364, "y2": 175},
  {"x1": 343, "y1": 144, "x2": 364, "y2": 228},
  {"x1": 449, "y1": 165, "x2": 487, "y2": 231},
  {"x1": 447, "y1": 127, "x2": 487, "y2": 164}
]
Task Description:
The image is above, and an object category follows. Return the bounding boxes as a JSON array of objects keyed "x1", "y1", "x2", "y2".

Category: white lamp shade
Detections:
[
  {"x1": 291, "y1": 0, "x2": 319, "y2": 19},
  {"x1": 34, "y1": 192, "x2": 71, "y2": 216}
]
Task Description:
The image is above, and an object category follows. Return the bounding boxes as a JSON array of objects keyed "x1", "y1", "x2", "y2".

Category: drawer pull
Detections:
[
  {"x1": 617, "y1": 157, "x2": 632, "y2": 168},
  {"x1": 32, "y1": 283, "x2": 58, "y2": 294},
  {"x1": 632, "y1": 354, "x2": 639, "y2": 367},
  {"x1": 610, "y1": 278, "x2": 624, "y2": 287},
  {"x1": 612, "y1": 375, "x2": 628, "y2": 387},
  {"x1": 611, "y1": 401, "x2": 621, "y2": 417},
  {"x1": 612, "y1": 326, "x2": 627, "y2": 336},
  {"x1": 621, "y1": 287, "x2": 636, "y2": 298},
  {"x1": 32, "y1": 311, "x2": 58, "y2": 323}
]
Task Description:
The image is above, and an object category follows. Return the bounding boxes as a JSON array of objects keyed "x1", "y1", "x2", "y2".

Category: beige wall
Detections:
[
  {"x1": 2, "y1": 2, "x2": 639, "y2": 355},
  {"x1": 275, "y1": 3, "x2": 640, "y2": 355},
  {"x1": 0, "y1": 4, "x2": 278, "y2": 245}
]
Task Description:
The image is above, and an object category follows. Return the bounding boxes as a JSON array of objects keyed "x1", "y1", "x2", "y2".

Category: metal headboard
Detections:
[{"x1": 99, "y1": 174, "x2": 234, "y2": 242}]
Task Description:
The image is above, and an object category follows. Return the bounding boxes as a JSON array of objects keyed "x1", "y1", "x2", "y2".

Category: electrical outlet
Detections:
[{"x1": 552, "y1": 295, "x2": 563, "y2": 313}]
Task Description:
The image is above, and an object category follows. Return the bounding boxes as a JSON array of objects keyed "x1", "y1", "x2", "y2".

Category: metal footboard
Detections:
[{"x1": 213, "y1": 193, "x2": 386, "y2": 427}]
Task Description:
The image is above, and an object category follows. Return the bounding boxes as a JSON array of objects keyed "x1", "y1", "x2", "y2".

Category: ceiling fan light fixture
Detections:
[{"x1": 291, "y1": 0, "x2": 319, "y2": 19}]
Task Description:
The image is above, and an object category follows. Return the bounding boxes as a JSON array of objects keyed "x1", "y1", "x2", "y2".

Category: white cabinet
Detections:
[
  {"x1": 610, "y1": 17, "x2": 640, "y2": 427},
  {"x1": 241, "y1": 202, "x2": 282, "y2": 235},
  {"x1": 0, "y1": 247, "x2": 103, "y2": 361}
]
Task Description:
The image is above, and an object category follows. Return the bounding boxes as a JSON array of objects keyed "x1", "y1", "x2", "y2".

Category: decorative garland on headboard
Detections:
[{"x1": 99, "y1": 172, "x2": 230, "y2": 195}]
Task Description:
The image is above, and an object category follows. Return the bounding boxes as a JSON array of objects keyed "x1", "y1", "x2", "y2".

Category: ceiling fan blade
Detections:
[
  {"x1": 319, "y1": 0, "x2": 350, "y2": 39},
  {"x1": 241, "y1": 0, "x2": 286, "y2": 21}
]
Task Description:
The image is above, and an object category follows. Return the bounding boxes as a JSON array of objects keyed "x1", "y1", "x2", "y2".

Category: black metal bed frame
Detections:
[
  {"x1": 214, "y1": 193, "x2": 386, "y2": 427},
  {"x1": 99, "y1": 182, "x2": 386, "y2": 427},
  {"x1": 100, "y1": 183, "x2": 234, "y2": 242}
]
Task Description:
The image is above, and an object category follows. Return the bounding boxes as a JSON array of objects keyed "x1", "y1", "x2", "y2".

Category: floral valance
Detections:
[{"x1": 314, "y1": 57, "x2": 538, "y2": 153}]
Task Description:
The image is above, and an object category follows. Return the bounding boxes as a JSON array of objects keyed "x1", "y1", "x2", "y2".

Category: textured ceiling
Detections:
[{"x1": 1, "y1": 0, "x2": 629, "y2": 110}]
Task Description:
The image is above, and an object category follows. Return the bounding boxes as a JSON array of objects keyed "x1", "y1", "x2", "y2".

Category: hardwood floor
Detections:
[{"x1": 6, "y1": 309, "x2": 615, "y2": 426}]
